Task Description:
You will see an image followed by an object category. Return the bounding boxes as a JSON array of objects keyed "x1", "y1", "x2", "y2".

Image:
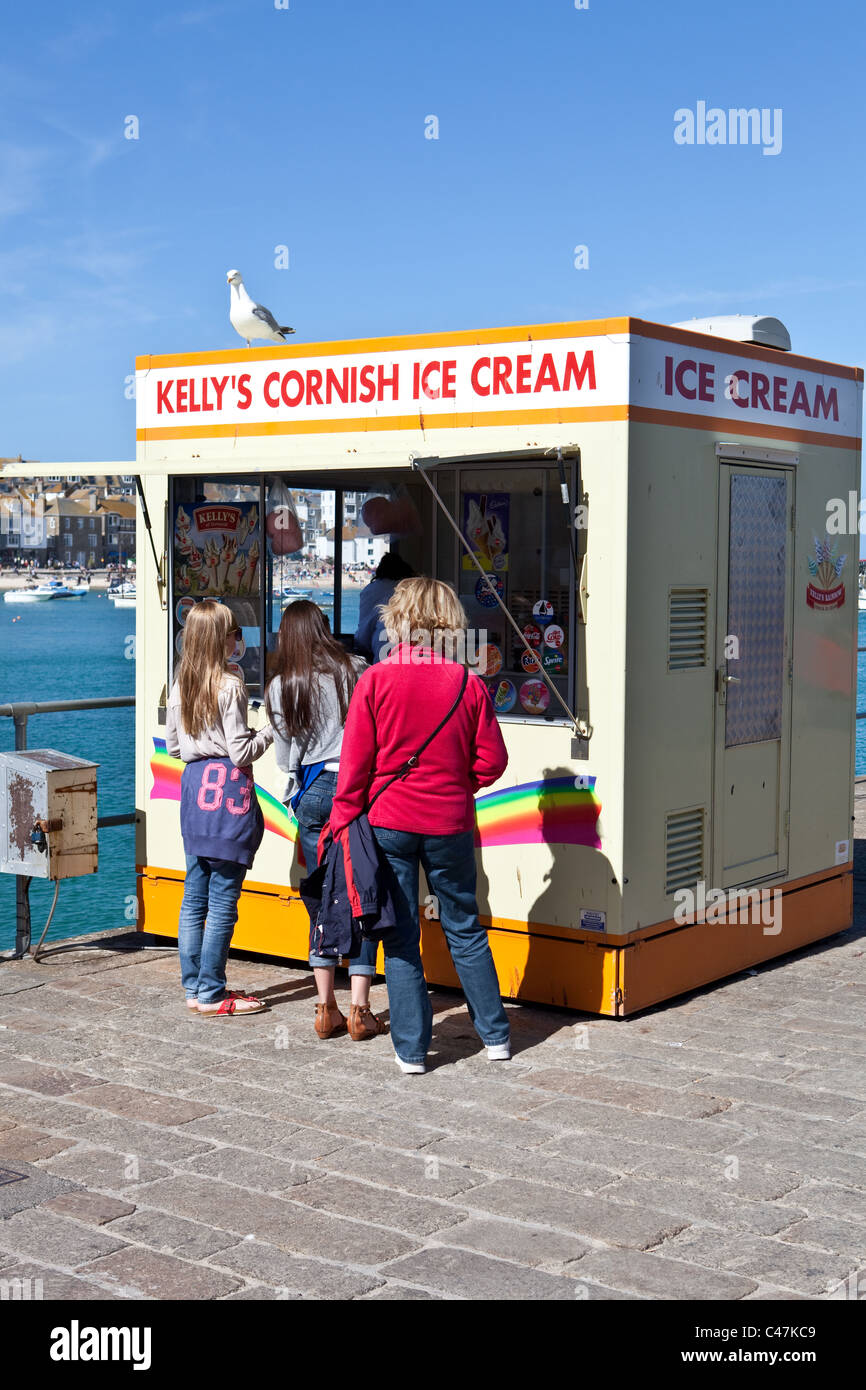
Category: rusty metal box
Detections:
[{"x1": 0, "y1": 749, "x2": 98, "y2": 879}]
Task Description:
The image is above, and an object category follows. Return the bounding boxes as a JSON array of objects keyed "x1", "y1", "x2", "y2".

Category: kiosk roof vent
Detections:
[
  {"x1": 668, "y1": 587, "x2": 709, "y2": 670},
  {"x1": 665, "y1": 807, "x2": 705, "y2": 897},
  {"x1": 671, "y1": 314, "x2": 791, "y2": 352}
]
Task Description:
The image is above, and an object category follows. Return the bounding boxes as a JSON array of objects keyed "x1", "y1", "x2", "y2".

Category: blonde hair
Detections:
[
  {"x1": 177, "y1": 600, "x2": 238, "y2": 738},
  {"x1": 381, "y1": 577, "x2": 468, "y2": 658}
]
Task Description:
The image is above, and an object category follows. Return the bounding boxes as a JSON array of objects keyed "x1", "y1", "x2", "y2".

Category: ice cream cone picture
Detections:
[
  {"x1": 244, "y1": 539, "x2": 260, "y2": 595},
  {"x1": 462, "y1": 492, "x2": 509, "y2": 573},
  {"x1": 187, "y1": 544, "x2": 203, "y2": 587},
  {"x1": 203, "y1": 537, "x2": 221, "y2": 593},
  {"x1": 231, "y1": 551, "x2": 247, "y2": 593},
  {"x1": 218, "y1": 533, "x2": 238, "y2": 591}
]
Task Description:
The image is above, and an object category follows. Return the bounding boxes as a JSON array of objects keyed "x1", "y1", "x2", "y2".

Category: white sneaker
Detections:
[
  {"x1": 487, "y1": 1043, "x2": 511, "y2": 1061},
  {"x1": 395, "y1": 1056, "x2": 426, "y2": 1075}
]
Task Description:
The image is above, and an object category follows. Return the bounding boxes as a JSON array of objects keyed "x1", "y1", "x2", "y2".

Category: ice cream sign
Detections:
[
  {"x1": 136, "y1": 333, "x2": 627, "y2": 438},
  {"x1": 136, "y1": 322, "x2": 861, "y2": 445},
  {"x1": 631, "y1": 336, "x2": 860, "y2": 440}
]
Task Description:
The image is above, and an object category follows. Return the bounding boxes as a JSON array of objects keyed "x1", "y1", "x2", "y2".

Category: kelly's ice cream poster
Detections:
[
  {"x1": 462, "y1": 493, "x2": 509, "y2": 573},
  {"x1": 174, "y1": 502, "x2": 261, "y2": 598}
]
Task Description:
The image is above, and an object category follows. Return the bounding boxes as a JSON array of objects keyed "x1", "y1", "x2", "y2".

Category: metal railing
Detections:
[{"x1": 0, "y1": 696, "x2": 135, "y2": 958}]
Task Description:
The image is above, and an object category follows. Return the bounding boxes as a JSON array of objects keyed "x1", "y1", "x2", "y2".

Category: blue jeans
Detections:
[
  {"x1": 178, "y1": 854, "x2": 247, "y2": 1003},
  {"x1": 372, "y1": 826, "x2": 510, "y2": 1064},
  {"x1": 295, "y1": 771, "x2": 377, "y2": 977}
]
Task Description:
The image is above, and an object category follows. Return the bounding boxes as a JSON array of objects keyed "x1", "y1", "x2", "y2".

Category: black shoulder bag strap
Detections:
[{"x1": 367, "y1": 665, "x2": 469, "y2": 812}]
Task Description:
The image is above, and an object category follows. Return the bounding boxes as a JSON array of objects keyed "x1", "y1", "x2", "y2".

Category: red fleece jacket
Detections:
[{"x1": 330, "y1": 645, "x2": 508, "y2": 836}]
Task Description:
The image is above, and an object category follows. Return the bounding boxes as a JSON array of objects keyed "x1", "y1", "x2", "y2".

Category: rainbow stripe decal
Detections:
[
  {"x1": 473, "y1": 775, "x2": 601, "y2": 849},
  {"x1": 150, "y1": 738, "x2": 296, "y2": 842},
  {"x1": 150, "y1": 741, "x2": 600, "y2": 850}
]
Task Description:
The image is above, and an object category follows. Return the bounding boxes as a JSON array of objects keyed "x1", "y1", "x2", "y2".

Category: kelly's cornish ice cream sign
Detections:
[
  {"x1": 135, "y1": 323, "x2": 861, "y2": 444},
  {"x1": 135, "y1": 332, "x2": 629, "y2": 438}
]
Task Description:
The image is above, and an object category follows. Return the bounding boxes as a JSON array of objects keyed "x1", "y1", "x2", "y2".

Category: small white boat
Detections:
[
  {"x1": 4, "y1": 580, "x2": 73, "y2": 604},
  {"x1": 858, "y1": 590, "x2": 866, "y2": 611},
  {"x1": 111, "y1": 587, "x2": 136, "y2": 608}
]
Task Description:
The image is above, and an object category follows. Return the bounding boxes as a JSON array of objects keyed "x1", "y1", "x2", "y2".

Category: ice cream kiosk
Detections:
[{"x1": 133, "y1": 314, "x2": 862, "y2": 1016}]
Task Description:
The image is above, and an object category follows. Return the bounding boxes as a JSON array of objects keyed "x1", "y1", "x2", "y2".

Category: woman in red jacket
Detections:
[{"x1": 329, "y1": 578, "x2": 510, "y2": 1073}]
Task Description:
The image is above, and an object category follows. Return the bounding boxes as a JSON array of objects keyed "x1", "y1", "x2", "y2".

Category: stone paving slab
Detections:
[
  {"x1": 0, "y1": 1126, "x2": 76, "y2": 1162},
  {"x1": 205, "y1": 1239, "x2": 384, "y2": 1298},
  {"x1": 0, "y1": 1208, "x2": 127, "y2": 1267},
  {"x1": 660, "y1": 1228, "x2": 859, "y2": 1297},
  {"x1": 40, "y1": 1191, "x2": 136, "y2": 1225},
  {"x1": 0, "y1": 1259, "x2": 135, "y2": 1299},
  {"x1": 0, "y1": 890, "x2": 864, "y2": 1302},
  {"x1": 380, "y1": 1245, "x2": 585, "y2": 1299},
  {"x1": 0, "y1": 1157, "x2": 81, "y2": 1218}
]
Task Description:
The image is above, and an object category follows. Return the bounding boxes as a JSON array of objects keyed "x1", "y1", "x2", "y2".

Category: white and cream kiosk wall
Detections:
[{"x1": 130, "y1": 314, "x2": 862, "y2": 1016}]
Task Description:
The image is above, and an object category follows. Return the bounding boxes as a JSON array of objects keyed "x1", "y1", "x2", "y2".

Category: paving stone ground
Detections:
[{"x1": 1, "y1": 792, "x2": 865, "y2": 1301}]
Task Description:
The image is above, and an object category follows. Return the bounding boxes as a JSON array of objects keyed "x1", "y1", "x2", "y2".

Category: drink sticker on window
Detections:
[
  {"x1": 478, "y1": 643, "x2": 503, "y2": 677},
  {"x1": 520, "y1": 649, "x2": 541, "y2": 673},
  {"x1": 475, "y1": 573, "x2": 505, "y2": 608},
  {"x1": 533, "y1": 599, "x2": 555, "y2": 624},
  {"x1": 522, "y1": 622, "x2": 543, "y2": 649},
  {"x1": 519, "y1": 678, "x2": 550, "y2": 714},
  {"x1": 490, "y1": 678, "x2": 517, "y2": 713},
  {"x1": 541, "y1": 648, "x2": 565, "y2": 674},
  {"x1": 543, "y1": 623, "x2": 565, "y2": 649}
]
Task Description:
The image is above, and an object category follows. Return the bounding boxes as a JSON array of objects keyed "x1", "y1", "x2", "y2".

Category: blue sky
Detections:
[{"x1": 1, "y1": 0, "x2": 863, "y2": 465}]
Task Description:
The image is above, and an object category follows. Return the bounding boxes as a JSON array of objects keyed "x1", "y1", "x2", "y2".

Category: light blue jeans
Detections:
[
  {"x1": 295, "y1": 771, "x2": 377, "y2": 976},
  {"x1": 371, "y1": 826, "x2": 510, "y2": 1064},
  {"x1": 178, "y1": 854, "x2": 247, "y2": 1003}
]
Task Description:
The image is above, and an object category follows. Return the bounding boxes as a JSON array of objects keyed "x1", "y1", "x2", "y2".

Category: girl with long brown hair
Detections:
[
  {"x1": 166, "y1": 600, "x2": 273, "y2": 1017},
  {"x1": 266, "y1": 600, "x2": 385, "y2": 1040}
]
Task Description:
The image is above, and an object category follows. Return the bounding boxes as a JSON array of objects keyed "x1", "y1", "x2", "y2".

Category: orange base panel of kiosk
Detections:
[{"x1": 137, "y1": 863, "x2": 852, "y2": 1018}]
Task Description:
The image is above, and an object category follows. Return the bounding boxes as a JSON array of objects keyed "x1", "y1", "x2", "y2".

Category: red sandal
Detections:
[{"x1": 198, "y1": 990, "x2": 268, "y2": 1017}]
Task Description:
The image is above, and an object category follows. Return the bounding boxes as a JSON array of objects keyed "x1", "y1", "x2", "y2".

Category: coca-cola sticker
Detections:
[{"x1": 544, "y1": 623, "x2": 565, "y2": 649}]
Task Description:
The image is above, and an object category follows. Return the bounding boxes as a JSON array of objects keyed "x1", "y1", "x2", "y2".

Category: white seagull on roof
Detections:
[{"x1": 226, "y1": 269, "x2": 294, "y2": 348}]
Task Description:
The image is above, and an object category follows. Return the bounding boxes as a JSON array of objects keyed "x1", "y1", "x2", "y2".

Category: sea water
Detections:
[{"x1": 0, "y1": 591, "x2": 136, "y2": 951}]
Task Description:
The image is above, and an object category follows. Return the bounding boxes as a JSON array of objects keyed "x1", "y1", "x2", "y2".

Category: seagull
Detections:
[{"x1": 226, "y1": 269, "x2": 294, "y2": 347}]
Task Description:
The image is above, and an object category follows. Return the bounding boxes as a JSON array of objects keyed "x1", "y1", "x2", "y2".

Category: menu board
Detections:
[{"x1": 173, "y1": 502, "x2": 261, "y2": 598}]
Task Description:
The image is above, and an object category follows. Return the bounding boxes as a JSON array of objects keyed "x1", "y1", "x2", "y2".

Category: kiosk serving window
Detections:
[
  {"x1": 169, "y1": 475, "x2": 403, "y2": 695},
  {"x1": 433, "y1": 462, "x2": 576, "y2": 721}
]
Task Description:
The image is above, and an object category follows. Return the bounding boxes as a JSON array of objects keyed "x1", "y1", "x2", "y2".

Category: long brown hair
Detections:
[
  {"x1": 177, "y1": 600, "x2": 237, "y2": 738},
  {"x1": 266, "y1": 600, "x2": 360, "y2": 739}
]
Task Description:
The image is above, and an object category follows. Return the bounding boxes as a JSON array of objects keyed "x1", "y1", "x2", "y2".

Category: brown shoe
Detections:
[
  {"x1": 314, "y1": 1003, "x2": 346, "y2": 1039},
  {"x1": 347, "y1": 1004, "x2": 387, "y2": 1041}
]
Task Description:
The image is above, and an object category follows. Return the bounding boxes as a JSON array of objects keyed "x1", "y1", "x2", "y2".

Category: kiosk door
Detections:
[{"x1": 713, "y1": 462, "x2": 794, "y2": 888}]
